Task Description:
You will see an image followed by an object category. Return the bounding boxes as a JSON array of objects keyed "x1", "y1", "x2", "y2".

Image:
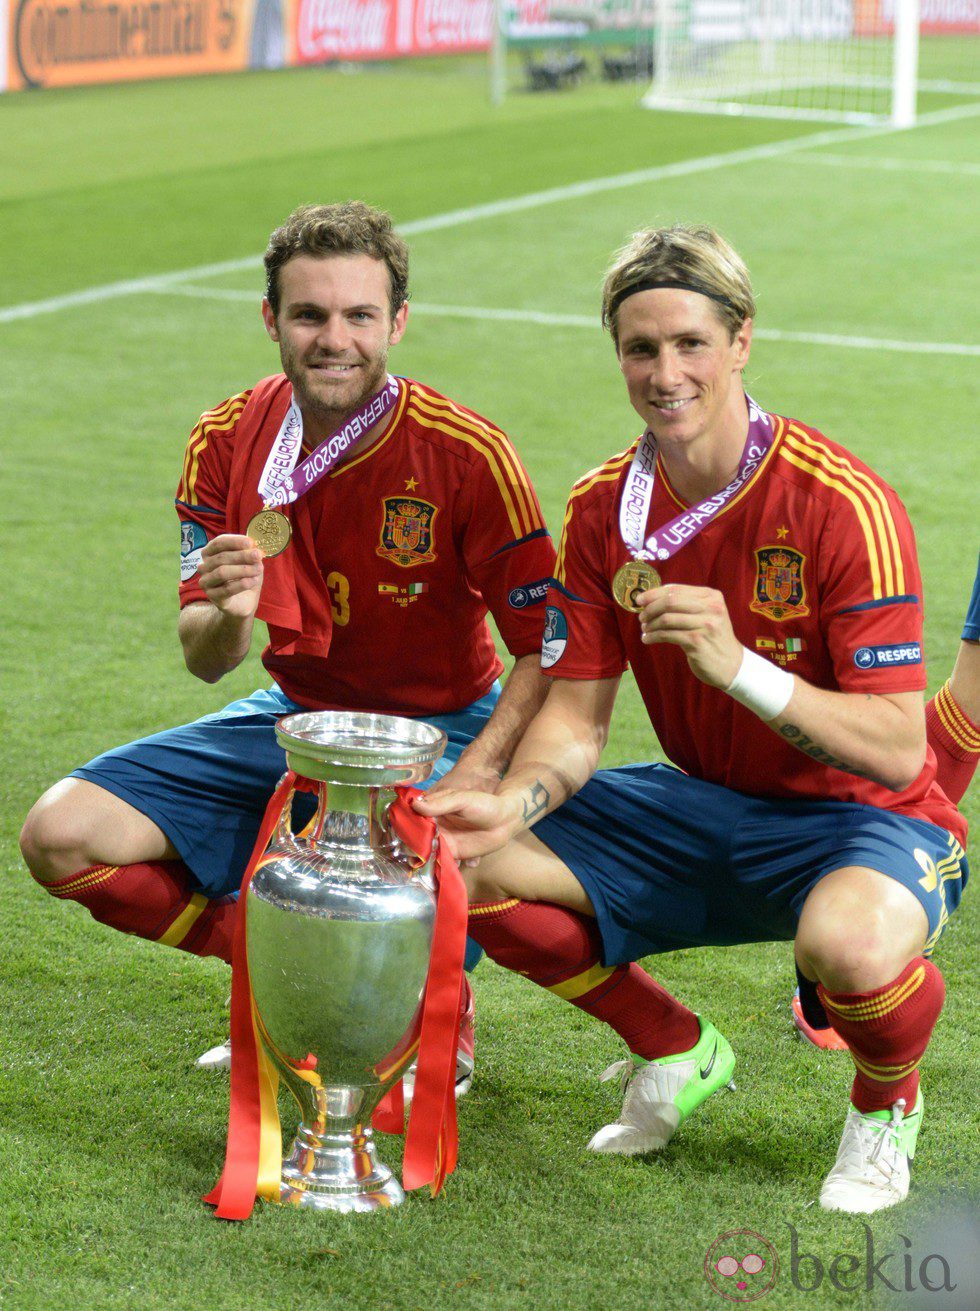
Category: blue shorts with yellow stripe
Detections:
[
  {"x1": 73, "y1": 683, "x2": 499, "y2": 899},
  {"x1": 533, "y1": 763, "x2": 967, "y2": 966}
]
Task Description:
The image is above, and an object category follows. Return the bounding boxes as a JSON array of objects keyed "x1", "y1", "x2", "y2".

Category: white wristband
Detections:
[{"x1": 725, "y1": 646, "x2": 795, "y2": 721}]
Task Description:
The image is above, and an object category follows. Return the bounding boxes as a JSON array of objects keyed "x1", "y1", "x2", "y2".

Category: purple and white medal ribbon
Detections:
[
  {"x1": 247, "y1": 375, "x2": 400, "y2": 557},
  {"x1": 612, "y1": 395, "x2": 773, "y2": 611}
]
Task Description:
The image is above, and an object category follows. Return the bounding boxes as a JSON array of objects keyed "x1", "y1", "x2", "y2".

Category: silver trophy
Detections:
[{"x1": 246, "y1": 710, "x2": 447, "y2": 1213}]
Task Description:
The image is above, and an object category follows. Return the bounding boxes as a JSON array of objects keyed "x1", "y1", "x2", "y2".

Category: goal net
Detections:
[{"x1": 641, "y1": 0, "x2": 920, "y2": 125}]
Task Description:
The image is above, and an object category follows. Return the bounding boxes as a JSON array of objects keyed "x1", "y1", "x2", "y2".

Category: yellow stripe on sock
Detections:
[
  {"x1": 548, "y1": 961, "x2": 616, "y2": 1001},
  {"x1": 157, "y1": 892, "x2": 209, "y2": 947},
  {"x1": 937, "y1": 682, "x2": 980, "y2": 751},
  {"x1": 52, "y1": 864, "x2": 119, "y2": 897},
  {"x1": 468, "y1": 898, "x2": 519, "y2": 917},
  {"x1": 851, "y1": 1054, "x2": 921, "y2": 1083},
  {"x1": 822, "y1": 965, "x2": 924, "y2": 1022}
]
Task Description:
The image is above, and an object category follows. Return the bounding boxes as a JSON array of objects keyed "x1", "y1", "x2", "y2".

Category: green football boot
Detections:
[{"x1": 587, "y1": 1018, "x2": 736, "y2": 1155}]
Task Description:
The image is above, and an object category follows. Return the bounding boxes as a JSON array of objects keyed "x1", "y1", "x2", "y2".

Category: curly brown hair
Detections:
[{"x1": 264, "y1": 201, "x2": 409, "y2": 319}]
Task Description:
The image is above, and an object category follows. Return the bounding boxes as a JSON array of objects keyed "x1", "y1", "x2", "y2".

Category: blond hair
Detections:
[{"x1": 602, "y1": 225, "x2": 755, "y2": 346}]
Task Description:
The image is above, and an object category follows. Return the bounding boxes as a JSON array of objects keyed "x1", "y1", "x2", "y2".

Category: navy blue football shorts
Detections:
[
  {"x1": 73, "y1": 683, "x2": 500, "y2": 898},
  {"x1": 962, "y1": 547, "x2": 980, "y2": 642},
  {"x1": 533, "y1": 763, "x2": 968, "y2": 966}
]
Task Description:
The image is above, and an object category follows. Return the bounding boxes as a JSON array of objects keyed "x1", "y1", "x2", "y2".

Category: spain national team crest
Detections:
[
  {"x1": 376, "y1": 496, "x2": 438, "y2": 568},
  {"x1": 749, "y1": 545, "x2": 810, "y2": 622}
]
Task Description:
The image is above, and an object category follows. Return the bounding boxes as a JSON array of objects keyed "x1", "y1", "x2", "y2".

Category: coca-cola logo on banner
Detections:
[
  {"x1": 297, "y1": 0, "x2": 392, "y2": 60},
  {"x1": 295, "y1": 0, "x2": 492, "y2": 63},
  {"x1": 413, "y1": 0, "x2": 492, "y2": 49}
]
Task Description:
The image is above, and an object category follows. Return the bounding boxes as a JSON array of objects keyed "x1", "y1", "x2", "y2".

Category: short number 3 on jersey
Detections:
[{"x1": 327, "y1": 572, "x2": 350, "y2": 626}]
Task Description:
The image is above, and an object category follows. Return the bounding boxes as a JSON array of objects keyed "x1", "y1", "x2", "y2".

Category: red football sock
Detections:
[
  {"x1": 926, "y1": 681, "x2": 980, "y2": 804},
  {"x1": 818, "y1": 957, "x2": 945, "y2": 1114},
  {"x1": 40, "y1": 861, "x2": 235, "y2": 964},
  {"x1": 468, "y1": 898, "x2": 699, "y2": 1059}
]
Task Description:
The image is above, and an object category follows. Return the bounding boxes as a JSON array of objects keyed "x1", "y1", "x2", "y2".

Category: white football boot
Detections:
[
  {"x1": 196, "y1": 1041, "x2": 231, "y2": 1070},
  {"x1": 819, "y1": 1091, "x2": 922, "y2": 1213},
  {"x1": 587, "y1": 1018, "x2": 735, "y2": 1155}
]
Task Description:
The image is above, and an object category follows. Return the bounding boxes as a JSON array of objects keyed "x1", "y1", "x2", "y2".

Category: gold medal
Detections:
[
  {"x1": 612, "y1": 560, "x2": 661, "y2": 612},
  {"x1": 247, "y1": 509, "x2": 292, "y2": 558}
]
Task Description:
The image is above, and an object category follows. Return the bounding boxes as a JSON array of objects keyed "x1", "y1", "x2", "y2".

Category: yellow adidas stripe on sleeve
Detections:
[
  {"x1": 410, "y1": 387, "x2": 540, "y2": 525},
  {"x1": 179, "y1": 391, "x2": 250, "y2": 505},
  {"x1": 781, "y1": 426, "x2": 905, "y2": 600},
  {"x1": 407, "y1": 394, "x2": 543, "y2": 540}
]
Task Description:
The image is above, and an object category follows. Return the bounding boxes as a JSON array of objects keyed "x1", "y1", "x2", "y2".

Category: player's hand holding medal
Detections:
[
  {"x1": 615, "y1": 400, "x2": 778, "y2": 695},
  {"x1": 197, "y1": 535, "x2": 267, "y2": 618}
]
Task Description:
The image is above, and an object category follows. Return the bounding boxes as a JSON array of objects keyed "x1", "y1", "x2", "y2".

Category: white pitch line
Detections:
[
  {"x1": 784, "y1": 152, "x2": 980, "y2": 178},
  {"x1": 152, "y1": 287, "x2": 980, "y2": 357},
  {"x1": 750, "y1": 327, "x2": 979, "y2": 356},
  {"x1": 3, "y1": 99, "x2": 979, "y2": 328}
]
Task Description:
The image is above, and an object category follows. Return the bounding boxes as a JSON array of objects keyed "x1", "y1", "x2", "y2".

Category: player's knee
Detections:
[
  {"x1": 797, "y1": 919, "x2": 904, "y2": 993},
  {"x1": 19, "y1": 784, "x2": 95, "y2": 883}
]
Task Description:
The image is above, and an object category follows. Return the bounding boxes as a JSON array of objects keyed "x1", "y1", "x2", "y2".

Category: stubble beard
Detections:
[{"x1": 283, "y1": 342, "x2": 390, "y2": 437}]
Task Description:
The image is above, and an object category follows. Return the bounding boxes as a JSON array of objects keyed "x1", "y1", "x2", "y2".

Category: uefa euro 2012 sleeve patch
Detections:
[
  {"x1": 180, "y1": 521, "x2": 209, "y2": 582},
  {"x1": 541, "y1": 606, "x2": 568, "y2": 668}
]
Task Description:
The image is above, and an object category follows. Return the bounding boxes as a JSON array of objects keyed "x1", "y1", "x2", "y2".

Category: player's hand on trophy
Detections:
[
  {"x1": 428, "y1": 760, "x2": 503, "y2": 799},
  {"x1": 414, "y1": 788, "x2": 521, "y2": 862},
  {"x1": 198, "y1": 534, "x2": 265, "y2": 619},
  {"x1": 637, "y1": 583, "x2": 743, "y2": 689}
]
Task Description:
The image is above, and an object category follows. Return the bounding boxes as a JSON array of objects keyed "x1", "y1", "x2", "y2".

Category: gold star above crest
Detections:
[
  {"x1": 404, "y1": 477, "x2": 419, "y2": 492},
  {"x1": 776, "y1": 525, "x2": 789, "y2": 539}
]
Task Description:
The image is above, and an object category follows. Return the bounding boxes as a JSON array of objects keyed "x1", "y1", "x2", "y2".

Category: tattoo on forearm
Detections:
[
  {"x1": 518, "y1": 762, "x2": 580, "y2": 827},
  {"x1": 778, "y1": 723, "x2": 872, "y2": 779},
  {"x1": 522, "y1": 781, "x2": 551, "y2": 825}
]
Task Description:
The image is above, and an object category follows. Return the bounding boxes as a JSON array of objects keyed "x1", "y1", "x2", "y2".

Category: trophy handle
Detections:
[
  {"x1": 411, "y1": 836, "x2": 437, "y2": 892},
  {"x1": 274, "y1": 788, "x2": 298, "y2": 847}
]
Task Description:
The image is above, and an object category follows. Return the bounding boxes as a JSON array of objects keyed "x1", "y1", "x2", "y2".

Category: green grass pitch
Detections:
[{"x1": 1, "y1": 53, "x2": 977, "y2": 1311}]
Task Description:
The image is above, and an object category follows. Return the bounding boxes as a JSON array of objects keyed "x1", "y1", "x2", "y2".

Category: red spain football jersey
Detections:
[
  {"x1": 547, "y1": 409, "x2": 965, "y2": 844},
  {"x1": 176, "y1": 377, "x2": 554, "y2": 716}
]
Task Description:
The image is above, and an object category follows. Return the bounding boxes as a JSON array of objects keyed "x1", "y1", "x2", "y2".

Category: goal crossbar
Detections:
[{"x1": 642, "y1": 0, "x2": 922, "y2": 128}]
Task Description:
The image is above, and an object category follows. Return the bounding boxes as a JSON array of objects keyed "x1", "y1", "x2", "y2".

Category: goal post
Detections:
[{"x1": 641, "y1": 0, "x2": 922, "y2": 127}]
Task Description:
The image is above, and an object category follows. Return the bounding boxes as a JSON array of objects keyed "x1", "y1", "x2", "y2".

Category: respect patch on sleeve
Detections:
[
  {"x1": 508, "y1": 577, "x2": 552, "y2": 609},
  {"x1": 853, "y1": 642, "x2": 922, "y2": 669}
]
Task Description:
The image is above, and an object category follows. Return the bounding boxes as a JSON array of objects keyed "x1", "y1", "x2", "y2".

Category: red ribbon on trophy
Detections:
[
  {"x1": 384, "y1": 787, "x2": 467, "y2": 1194},
  {"x1": 204, "y1": 777, "x2": 467, "y2": 1221}
]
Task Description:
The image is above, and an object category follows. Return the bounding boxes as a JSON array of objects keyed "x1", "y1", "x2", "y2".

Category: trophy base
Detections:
[{"x1": 279, "y1": 1125, "x2": 405, "y2": 1213}]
